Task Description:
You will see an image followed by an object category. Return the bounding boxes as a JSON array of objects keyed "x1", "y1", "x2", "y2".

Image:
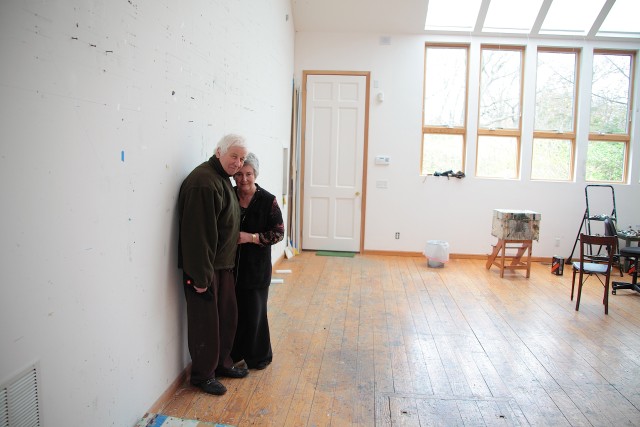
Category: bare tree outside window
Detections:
[
  {"x1": 479, "y1": 49, "x2": 521, "y2": 129},
  {"x1": 590, "y1": 53, "x2": 631, "y2": 134},
  {"x1": 535, "y1": 51, "x2": 576, "y2": 132}
]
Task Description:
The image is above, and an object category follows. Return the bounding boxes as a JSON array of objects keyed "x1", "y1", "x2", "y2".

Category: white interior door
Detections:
[{"x1": 302, "y1": 73, "x2": 367, "y2": 252}]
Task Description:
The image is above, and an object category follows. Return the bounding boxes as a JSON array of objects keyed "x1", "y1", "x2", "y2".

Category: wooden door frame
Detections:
[{"x1": 299, "y1": 70, "x2": 370, "y2": 253}]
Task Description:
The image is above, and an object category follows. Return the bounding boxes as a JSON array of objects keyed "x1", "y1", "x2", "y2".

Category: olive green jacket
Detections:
[{"x1": 177, "y1": 156, "x2": 240, "y2": 288}]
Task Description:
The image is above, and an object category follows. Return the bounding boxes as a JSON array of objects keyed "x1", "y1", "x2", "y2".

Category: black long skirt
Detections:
[{"x1": 231, "y1": 286, "x2": 272, "y2": 368}]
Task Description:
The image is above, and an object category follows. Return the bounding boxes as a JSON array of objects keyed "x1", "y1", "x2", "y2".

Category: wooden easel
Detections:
[{"x1": 486, "y1": 239, "x2": 533, "y2": 278}]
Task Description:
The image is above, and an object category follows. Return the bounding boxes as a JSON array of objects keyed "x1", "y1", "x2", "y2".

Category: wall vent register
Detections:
[{"x1": 1, "y1": 364, "x2": 41, "y2": 427}]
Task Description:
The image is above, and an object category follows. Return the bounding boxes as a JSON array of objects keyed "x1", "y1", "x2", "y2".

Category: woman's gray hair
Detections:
[
  {"x1": 243, "y1": 152, "x2": 259, "y2": 177},
  {"x1": 216, "y1": 133, "x2": 248, "y2": 155}
]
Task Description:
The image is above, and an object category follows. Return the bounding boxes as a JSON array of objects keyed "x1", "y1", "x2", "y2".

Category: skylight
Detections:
[
  {"x1": 599, "y1": 0, "x2": 640, "y2": 37},
  {"x1": 424, "y1": 0, "x2": 482, "y2": 32},
  {"x1": 540, "y1": 0, "x2": 606, "y2": 36},
  {"x1": 425, "y1": 0, "x2": 640, "y2": 39},
  {"x1": 484, "y1": 0, "x2": 544, "y2": 34}
]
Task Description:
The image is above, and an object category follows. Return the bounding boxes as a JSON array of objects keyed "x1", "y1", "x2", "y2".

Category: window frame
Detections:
[
  {"x1": 586, "y1": 49, "x2": 636, "y2": 183},
  {"x1": 475, "y1": 44, "x2": 526, "y2": 179},
  {"x1": 530, "y1": 47, "x2": 580, "y2": 181},
  {"x1": 421, "y1": 43, "x2": 470, "y2": 175}
]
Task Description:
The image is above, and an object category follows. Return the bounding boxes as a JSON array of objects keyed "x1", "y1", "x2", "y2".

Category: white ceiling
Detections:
[
  {"x1": 291, "y1": 0, "x2": 640, "y2": 41},
  {"x1": 292, "y1": 0, "x2": 429, "y2": 34}
]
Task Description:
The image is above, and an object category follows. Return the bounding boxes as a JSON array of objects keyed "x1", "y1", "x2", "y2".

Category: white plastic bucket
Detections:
[{"x1": 425, "y1": 240, "x2": 449, "y2": 268}]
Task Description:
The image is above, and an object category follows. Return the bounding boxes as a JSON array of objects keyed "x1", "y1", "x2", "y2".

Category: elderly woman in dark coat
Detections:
[{"x1": 231, "y1": 152, "x2": 285, "y2": 370}]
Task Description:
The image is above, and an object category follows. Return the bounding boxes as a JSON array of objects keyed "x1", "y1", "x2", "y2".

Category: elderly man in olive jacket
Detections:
[{"x1": 177, "y1": 134, "x2": 250, "y2": 395}]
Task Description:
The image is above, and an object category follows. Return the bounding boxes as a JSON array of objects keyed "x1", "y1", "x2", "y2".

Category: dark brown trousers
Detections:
[{"x1": 183, "y1": 268, "x2": 237, "y2": 385}]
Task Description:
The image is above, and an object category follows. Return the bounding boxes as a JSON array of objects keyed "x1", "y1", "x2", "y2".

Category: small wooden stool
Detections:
[{"x1": 486, "y1": 239, "x2": 533, "y2": 278}]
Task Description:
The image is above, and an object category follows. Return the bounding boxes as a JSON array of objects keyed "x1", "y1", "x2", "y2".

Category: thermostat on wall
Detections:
[{"x1": 375, "y1": 155, "x2": 390, "y2": 165}]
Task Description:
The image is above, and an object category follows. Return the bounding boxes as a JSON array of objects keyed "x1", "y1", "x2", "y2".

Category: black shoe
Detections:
[
  {"x1": 233, "y1": 360, "x2": 248, "y2": 370},
  {"x1": 249, "y1": 360, "x2": 271, "y2": 370},
  {"x1": 193, "y1": 378, "x2": 227, "y2": 395},
  {"x1": 215, "y1": 366, "x2": 249, "y2": 378}
]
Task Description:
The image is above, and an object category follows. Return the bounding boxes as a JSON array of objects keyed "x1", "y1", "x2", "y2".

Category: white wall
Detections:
[
  {"x1": 295, "y1": 32, "x2": 640, "y2": 258},
  {"x1": 0, "y1": 1, "x2": 294, "y2": 425}
]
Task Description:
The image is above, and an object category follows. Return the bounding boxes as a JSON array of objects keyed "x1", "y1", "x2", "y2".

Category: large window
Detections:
[
  {"x1": 476, "y1": 46, "x2": 524, "y2": 179},
  {"x1": 420, "y1": 44, "x2": 636, "y2": 183},
  {"x1": 421, "y1": 44, "x2": 468, "y2": 175},
  {"x1": 587, "y1": 50, "x2": 635, "y2": 183},
  {"x1": 531, "y1": 48, "x2": 579, "y2": 181}
]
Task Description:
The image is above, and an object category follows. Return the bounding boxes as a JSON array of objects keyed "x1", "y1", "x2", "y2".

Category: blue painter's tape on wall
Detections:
[{"x1": 121, "y1": 150, "x2": 125, "y2": 162}]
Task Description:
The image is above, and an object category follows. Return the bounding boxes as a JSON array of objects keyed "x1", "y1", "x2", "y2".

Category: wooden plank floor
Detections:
[{"x1": 158, "y1": 252, "x2": 640, "y2": 426}]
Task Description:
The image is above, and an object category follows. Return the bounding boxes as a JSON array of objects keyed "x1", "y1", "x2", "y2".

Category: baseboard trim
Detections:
[
  {"x1": 361, "y1": 250, "x2": 549, "y2": 263},
  {"x1": 147, "y1": 364, "x2": 190, "y2": 414},
  {"x1": 277, "y1": 249, "x2": 550, "y2": 263},
  {"x1": 362, "y1": 250, "x2": 423, "y2": 257}
]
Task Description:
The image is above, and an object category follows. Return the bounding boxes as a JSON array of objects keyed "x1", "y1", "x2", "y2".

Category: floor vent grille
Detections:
[{"x1": 1, "y1": 364, "x2": 40, "y2": 427}]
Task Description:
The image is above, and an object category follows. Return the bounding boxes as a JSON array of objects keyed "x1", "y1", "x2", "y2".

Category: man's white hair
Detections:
[{"x1": 216, "y1": 134, "x2": 248, "y2": 155}]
